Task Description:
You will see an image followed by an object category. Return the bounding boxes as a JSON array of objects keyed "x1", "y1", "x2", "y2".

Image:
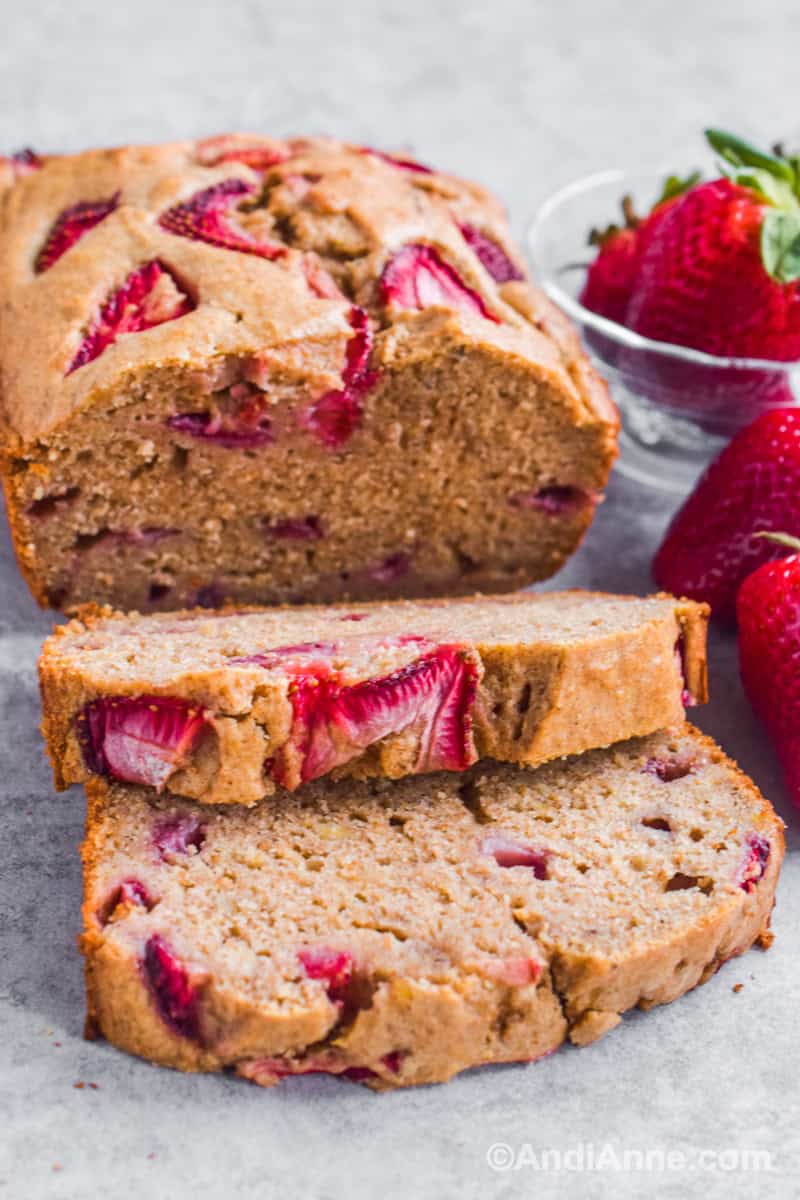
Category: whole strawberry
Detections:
[
  {"x1": 738, "y1": 534, "x2": 800, "y2": 804},
  {"x1": 627, "y1": 130, "x2": 800, "y2": 359},
  {"x1": 654, "y1": 408, "x2": 800, "y2": 623},
  {"x1": 580, "y1": 179, "x2": 696, "y2": 324}
]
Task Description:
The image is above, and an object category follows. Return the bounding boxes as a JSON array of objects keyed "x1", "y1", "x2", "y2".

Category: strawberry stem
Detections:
[{"x1": 753, "y1": 530, "x2": 800, "y2": 553}]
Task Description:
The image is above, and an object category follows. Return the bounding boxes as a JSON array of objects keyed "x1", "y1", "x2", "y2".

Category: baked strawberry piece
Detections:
[
  {"x1": 1, "y1": 134, "x2": 616, "y2": 613},
  {"x1": 80, "y1": 725, "x2": 782, "y2": 1089},
  {"x1": 39, "y1": 590, "x2": 708, "y2": 805}
]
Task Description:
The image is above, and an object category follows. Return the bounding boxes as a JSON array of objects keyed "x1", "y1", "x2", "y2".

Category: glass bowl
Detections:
[{"x1": 527, "y1": 168, "x2": 800, "y2": 494}]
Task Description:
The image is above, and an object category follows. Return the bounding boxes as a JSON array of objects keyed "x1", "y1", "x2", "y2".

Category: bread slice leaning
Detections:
[
  {"x1": 40, "y1": 590, "x2": 708, "y2": 804},
  {"x1": 81, "y1": 723, "x2": 782, "y2": 1090}
]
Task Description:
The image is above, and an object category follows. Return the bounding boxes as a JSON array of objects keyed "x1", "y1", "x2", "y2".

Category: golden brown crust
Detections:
[
  {"x1": 79, "y1": 724, "x2": 783, "y2": 1089},
  {"x1": 39, "y1": 590, "x2": 709, "y2": 802}
]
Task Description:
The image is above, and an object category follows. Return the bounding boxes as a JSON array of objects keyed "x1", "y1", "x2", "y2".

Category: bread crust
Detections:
[{"x1": 39, "y1": 590, "x2": 709, "y2": 802}]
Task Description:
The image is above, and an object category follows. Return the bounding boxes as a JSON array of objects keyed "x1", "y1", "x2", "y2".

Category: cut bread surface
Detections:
[
  {"x1": 81, "y1": 725, "x2": 782, "y2": 1090},
  {"x1": 1, "y1": 135, "x2": 617, "y2": 612},
  {"x1": 40, "y1": 590, "x2": 709, "y2": 803}
]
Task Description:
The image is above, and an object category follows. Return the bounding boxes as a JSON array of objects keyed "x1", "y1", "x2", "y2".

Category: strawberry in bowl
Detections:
[{"x1": 528, "y1": 130, "x2": 800, "y2": 493}]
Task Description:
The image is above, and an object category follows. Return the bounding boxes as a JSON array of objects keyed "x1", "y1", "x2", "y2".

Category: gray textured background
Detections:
[{"x1": 1, "y1": 1, "x2": 798, "y2": 1196}]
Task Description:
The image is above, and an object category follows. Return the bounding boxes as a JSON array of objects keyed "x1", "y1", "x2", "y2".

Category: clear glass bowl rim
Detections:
[{"x1": 526, "y1": 167, "x2": 800, "y2": 375}]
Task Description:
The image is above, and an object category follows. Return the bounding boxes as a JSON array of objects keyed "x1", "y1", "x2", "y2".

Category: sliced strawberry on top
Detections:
[
  {"x1": 8, "y1": 147, "x2": 43, "y2": 175},
  {"x1": 379, "y1": 243, "x2": 500, "y2": 323},
  {"x1": 158, "y1": 179, "x2": 285, "y2": 260},
  {"x1": 361, "y1": 146, "x2": 433, "y2": 174},
  {"x1": 79, "y1": 695, "x2": 209, "y2": 789},
  {"x1": 35, "y1": 192, "x2": 119, "y2": 273},
  {"x1": 67, "y1": 260, "x2": 194, "y2": 374},
  {"x1": 194, "y1": 135, "x2": 290, "y2": 170},
  {"x1": 459, "y1": 223, "x2": 523, "y2": 283}
]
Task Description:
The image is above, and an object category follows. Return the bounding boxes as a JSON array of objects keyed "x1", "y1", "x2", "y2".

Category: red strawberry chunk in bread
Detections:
[
  {"x1": 480, "y1": 833, "x2": 549, "y2": 879},
  {"x1": 67, "y1": 261, "x2": 194, "y2": 374},
  {"x1": 298, "y1": 946, "x2": 354, "y2": 1002},
  {"x1": 153, "y1": 813, "x2": 206, "y2": 859},
  {"x1": 459, "y1": 223, "x2": 523, "y2": 283},
  {"x1": 158, "y1": 179, "x2": 285, "y2": 260},
  {"x1": 168, "y1": 383, "x2": 273, "y2": 449},
  {"x1": 738, "y1": 833, "x2": 771, "y2": 893},
  {"x1": 98, "y1": 878, "x2": 155, "y2": 926},
  {"x1": 36, "y1": 193, "x2": 119, "y2": 273},
  {"x1": 508, "y1": 485, "x2": 596, "y2": 515},
  {"x1": 281, "y1": 645, "x2": 478, "y2": 787},
  {"x1": 379, "y1": 243, "x2": 500, "y2": 323},
  {"x1": 143, "y1": 934, "x2": 201, "y2": 1040},
  {"x1": 263, "y1": 515, "x2": 323, "y2": 541},
  {"x1": 643, "y1": 753, "x2": 696, "y2": 782},
  {"x1": 79, "y1": 696, "x2": 209, "y2": 790},
  {"x1": 231, "y1": 638, "x2": 478, "y2": 788},
  {"x1": 302, "y1": 307, "x2": 379, "y2": 449}
]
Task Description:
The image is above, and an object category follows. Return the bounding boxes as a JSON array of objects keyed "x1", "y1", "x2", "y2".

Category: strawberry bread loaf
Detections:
[
  {"x1": 0, "y1": 135, "x2": 617, "y2": 613},
  {"x1": 81, "y1": 724, "x2": 782, "y2": 1090},
  {"x1": 39, "y1": 591, "x2": 708, "y2": 804}
]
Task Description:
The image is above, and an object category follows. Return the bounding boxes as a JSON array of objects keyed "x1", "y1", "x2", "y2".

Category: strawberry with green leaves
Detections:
[
  {"x1": 583, "y1": 130, "x2": 800, "y2": 361},
  {"x1": 738, "y1": 532, "x2": 800, "y2": 806}
]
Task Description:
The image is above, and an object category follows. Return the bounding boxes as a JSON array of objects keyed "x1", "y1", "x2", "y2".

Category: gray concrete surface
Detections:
[{"x1": 0, "y1": 1, "x2": 798, "y2": 1196}]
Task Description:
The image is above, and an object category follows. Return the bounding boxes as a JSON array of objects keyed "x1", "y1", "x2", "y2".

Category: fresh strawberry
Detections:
[
  {"x1": 35, "y1": 193, "x2": 119, "y2": 273},
  {"x1": 626, "y1": 131, "x2": 800, "y2": 359},
  {"x1": 653, "y1": 408, "x2": 800, "y2": 622},
  {"x1": 379, "y1": 243, "x2": 499, "y2": 322},
  {"x1": 159, "y1": 179, "x2": 285, "y2": 260},
  {"x1": 581, "y1": 181, "x2": 696, "y2": 324},
  {"x1": 458, "y1": 223, "x2": 523, "y2": 283},
  {"x1": 67, "y1": 261, "x2": 194, "y2": 373},
  {"x1": 738, "y1": 532, "x2": 800, "y2": 804}
]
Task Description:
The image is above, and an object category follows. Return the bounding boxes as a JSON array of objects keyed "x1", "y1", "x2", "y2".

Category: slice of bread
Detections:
[
  {"x1": 81, "y1": 724, "x2": 782, "y2": 1090},
  {"x1": 40, "y1": 591, "x2": 708, "y2": 803}
]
